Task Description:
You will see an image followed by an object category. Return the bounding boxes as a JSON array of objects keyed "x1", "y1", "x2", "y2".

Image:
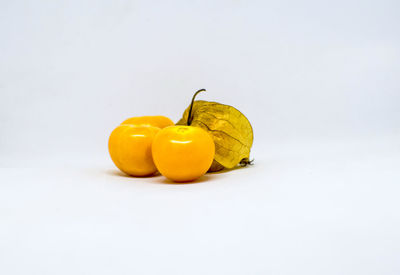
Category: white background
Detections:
[{"x1": 1, "y1": 0, "x2": 399, "y2": 274}]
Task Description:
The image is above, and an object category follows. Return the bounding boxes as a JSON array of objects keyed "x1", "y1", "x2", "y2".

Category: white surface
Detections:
[
  {"x1": 1, "y1": 0, "x2": 400, "y2": 274},
  {"x1": 1, "y1": 137, "x2": 400, "y2": 275}
]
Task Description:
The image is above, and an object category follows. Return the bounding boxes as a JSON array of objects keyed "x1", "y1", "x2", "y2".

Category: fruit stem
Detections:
[{"x1": 187, "y1": 89, "x2": 206, "y2": 125}]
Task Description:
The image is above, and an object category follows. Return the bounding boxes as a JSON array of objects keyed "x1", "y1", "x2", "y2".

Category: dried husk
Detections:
[{"x1": 177, "y1": 100, "x2": 253, "y2": 172}]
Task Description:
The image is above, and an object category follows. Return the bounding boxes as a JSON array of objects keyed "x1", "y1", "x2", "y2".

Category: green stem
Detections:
[{"x1": 187, "y1": 89, "x2": 206, "y2": 125}]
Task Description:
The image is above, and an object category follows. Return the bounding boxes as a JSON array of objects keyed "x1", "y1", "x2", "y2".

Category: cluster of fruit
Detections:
[
  {"x1": 108, "y1": 89, "x2": 254, "y2": 183},
  {"x1": 108, "y1": 115, "x2": 215, "y2": 182}
]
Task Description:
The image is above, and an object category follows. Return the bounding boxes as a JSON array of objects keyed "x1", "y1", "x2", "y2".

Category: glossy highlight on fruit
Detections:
[
  {"x1": 152, "y1": 126, "x2": 215, "y2": 182},
  {"x1": 122, "y1": 116, "x2": 174, "y2": 129}
]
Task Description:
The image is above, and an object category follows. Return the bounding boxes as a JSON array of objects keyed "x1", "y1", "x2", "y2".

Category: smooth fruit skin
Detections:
[
  {"x1": 152, "y1": 126, "x2": 215, "y2": 182},
  {"x1": 108, "y1": 125, "x2": 160, "y2": 176},
  {"x1": 122, "y1": 116, "x2": 174, "y2": 129}
]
